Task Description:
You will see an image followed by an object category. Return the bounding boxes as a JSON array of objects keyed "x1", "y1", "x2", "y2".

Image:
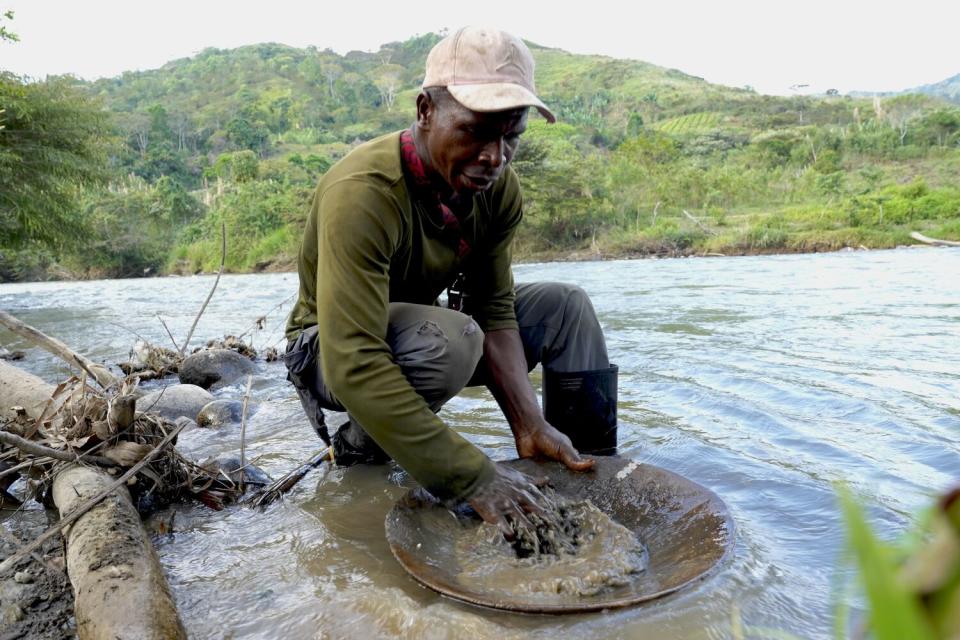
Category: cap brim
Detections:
[{"x1": 447, "y1": 83, "x2": 556, "y2": 123}]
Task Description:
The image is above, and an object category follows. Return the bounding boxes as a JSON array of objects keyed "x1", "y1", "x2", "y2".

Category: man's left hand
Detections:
[{"x1": 514, "y1": 421, "x2": 595, "y2": 472}]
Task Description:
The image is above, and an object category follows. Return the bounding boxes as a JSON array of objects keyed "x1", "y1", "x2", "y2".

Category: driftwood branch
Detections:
[
  {"x1": 0, "y1": 457, "x2": 51, "y2": 480},
  {"x1": 54, "y1": 466, "x2": 187, "y2": 638},
  {"x1": 682, "y1": 209, "x2": 716, "y2": 236},
  {"x1": 157, "y1": 313, "x2": 181, "y2": 352},
  {"x1": 910, "y1": 231, "x2": 960, "y2": 247},
  {"x1": 0, "y1": 418, "x2": 188, "y2": 574},
  {"x1": 0, "y1": 431, "x2": 116, "y2": 467},
  {"x1": 246, "y1": 446, "x2": 333, "y2": 508},
  {"x1": 238, "y1": 374, "x2": 253, "y2": 492},
  {"x1": 236, "y1": 292, "x2": 297, "y2": 340},
  {"x1": 0, "y1": 329, "x2": 187, "y2": 636},
  {"x1": 181, "y1": 221, "x2": 227, "y2": 356},
  {"x1": 0, "y1": 309, "x2": 116, "y2": 389}
]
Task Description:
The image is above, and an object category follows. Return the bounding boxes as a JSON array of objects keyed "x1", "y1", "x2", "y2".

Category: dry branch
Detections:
[
  {"x1": 0, "y1": 418, "x2": 189, "y2": 574},
  {"x1": 236, "y1": 291, "x2": 297, "y2": 340},
  {"x1": 181, "y1": 221, "x2": 226, "y2": 355},
  {"x1": 910, "y1": 231, "x2": 960, "y2": 247},
  {"x1": 0, "y1": 309, "x2": 116, "y2": 389},
  {"x1": 0, "y1": 431, "x2": 115, "y2": 467},
  {"x1": 682, "y1": 209, "x2": 716, "y2": 236},
  {"x1": 0, "y1": 360, "x2": 188, "y2": 638},
  {"x1": 247, "y1": 446, "x2": 333, "y2": 508},
  {"x1": 239, "y1": 374, "x2": 253, "y2": 492},
  {"x1": 157, "y1": 313, "x2": 182, "y2": 352}
]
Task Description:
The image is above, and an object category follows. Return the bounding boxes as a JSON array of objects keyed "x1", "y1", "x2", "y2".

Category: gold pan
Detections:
[{"x1": 385, "y1": 456, "x2": 735, "y2": 613}]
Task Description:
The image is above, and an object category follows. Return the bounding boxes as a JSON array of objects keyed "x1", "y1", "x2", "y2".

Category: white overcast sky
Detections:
[{"x1": 2, "y1": 0, "x2": 957, "y2": 96}]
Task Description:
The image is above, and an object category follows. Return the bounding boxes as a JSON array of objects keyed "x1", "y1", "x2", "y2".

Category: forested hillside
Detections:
[
  {"x1": 853, "y1": 73, "x2": 960, "y2": 104},
  {"x1": 2, "y1": 32, "x2": 960, "y2": 281},
  {"x1": 908, "y1": 74, "x2": 960, "y2": 103}
]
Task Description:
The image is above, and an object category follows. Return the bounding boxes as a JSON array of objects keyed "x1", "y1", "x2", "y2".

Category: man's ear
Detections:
[{"x1": 416, "y1": 91, "x2": 433, "y2": 130}]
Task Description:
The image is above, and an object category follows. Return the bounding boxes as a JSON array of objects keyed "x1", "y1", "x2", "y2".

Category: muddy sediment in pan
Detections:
[
  {"x1": 385, "y1": 456, "x2": 735, "y2": 614},
  {"x1": 458, "y1": 490, "x2": 649, "y2": 598}
]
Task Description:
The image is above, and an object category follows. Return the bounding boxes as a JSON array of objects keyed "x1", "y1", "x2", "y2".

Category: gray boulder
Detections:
[
  {"x1": 178, "y1": 348, "x2": 254, "y2": 390},
  {"x1": 137, "y1": 384, "x2": 214, "y2": 421},
  {"x1": 200, "y1": 455, "x2": 272, "y2": 487},
  {"x1": 196, "y1": 399, "x2": 250, "y2": 428}
]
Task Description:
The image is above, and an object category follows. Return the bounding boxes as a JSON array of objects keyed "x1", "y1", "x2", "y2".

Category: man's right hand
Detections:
[{"x1": 466, "y1": 464, "x2": 550, "y2": 539}]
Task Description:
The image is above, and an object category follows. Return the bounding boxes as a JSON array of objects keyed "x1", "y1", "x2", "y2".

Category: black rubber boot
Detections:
[
  {"x1": 331, "y1": 420, "x2": 391, "y2": 467},
  {"x1": 542, "y1": 365, "x2": 618, "y2": 455}
]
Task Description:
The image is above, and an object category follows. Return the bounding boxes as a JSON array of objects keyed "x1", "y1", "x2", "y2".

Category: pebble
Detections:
[
  {"x1": 5, "y1": 604, "x2": 26, "y2": 622},
  {"x1": 13, "y1": 570, "x2": 33, "y2": 584}
]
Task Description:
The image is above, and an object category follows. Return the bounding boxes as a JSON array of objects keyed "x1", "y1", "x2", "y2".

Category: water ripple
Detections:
[{"x1": 2, "y1": 248, "x2": 959, "y2": 638}]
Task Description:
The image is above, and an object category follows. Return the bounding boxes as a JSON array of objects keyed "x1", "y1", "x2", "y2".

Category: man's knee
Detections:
[
  {"x1": 516, "y1": 282, "x2": 607, "y2": 371},
  {"x1": 451, "y1": 314, "x2": 485, "y2": 370},
  {"x1": 519, "y1": 282, "x2": 597, "y2": 321},
  {"x1": 555, "y1": 282, "x2": 594, "y2": 315},
  {"x1": 388, "y1": 304, "x2": 484, "y2": 406}
]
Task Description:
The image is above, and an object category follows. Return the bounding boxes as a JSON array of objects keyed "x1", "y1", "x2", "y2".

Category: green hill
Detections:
[
  {"x1": 2, "y1": 34, "x2": 959, "y2": 280},
  {"x1": 909, "y1": 73, "x2": 960, "y2": 103}
]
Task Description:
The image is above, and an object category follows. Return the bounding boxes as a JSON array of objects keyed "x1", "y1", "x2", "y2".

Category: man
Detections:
[{"x1": 284, "y1": 26, "x2": 617, "y2": 533}]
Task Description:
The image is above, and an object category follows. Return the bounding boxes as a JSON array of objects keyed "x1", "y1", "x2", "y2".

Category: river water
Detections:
[{"x1": 1, "y1": 248, "x2": 958, "y2": 639}]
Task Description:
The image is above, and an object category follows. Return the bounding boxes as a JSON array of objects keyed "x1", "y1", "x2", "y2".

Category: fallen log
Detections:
[
  {"x1": 1, "y1": 340, "x2": 186, "y2": 638},
  {"x1": 910, "y1": 231, "x2": 960, "y2": 247},
  {"x1": 53, "y1": 466, "x2": 187, "y2": 640},
  {"x1": 0, "y1": 359, "x2": 53, "y2": 420}
]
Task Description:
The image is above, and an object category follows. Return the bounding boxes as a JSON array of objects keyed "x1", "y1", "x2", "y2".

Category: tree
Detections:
[
  {"x1": 513, "y1": 121, "x2": 608, "y2": 247},
  {"x1": 0, "y1": 74, "x2": 112, "y2": 250},
  {"x1": 372, "y1": 65, "x2": 404, "y2": 111},
  {"x1": 212, "y1": 150, "x2": 259, "y2": 183},
  {"x1": 918, "y1": 108, "x2": 960, "y2": 148},
  {"x1": 225, "y1": 115, "x2": 269, "y2": 154},
  {"x1": 884, "y1": 94, "x2": 928, "y2": 145},
  {"x1": 0, "y1": 9, "x2": 17, "y2": 43},
  {"x1": 320, "y1": 61, "x2": 343, "y2": 100}
]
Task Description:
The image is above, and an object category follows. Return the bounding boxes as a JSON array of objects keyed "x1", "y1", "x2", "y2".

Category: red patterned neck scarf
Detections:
[{"x1": 399, "y1": 129, "x2": 471, "y2": 259}]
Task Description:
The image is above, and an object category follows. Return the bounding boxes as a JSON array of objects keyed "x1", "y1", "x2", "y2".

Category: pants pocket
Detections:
[{"x1": 284, "y1": 326, "x2": 319, "y2": 377}]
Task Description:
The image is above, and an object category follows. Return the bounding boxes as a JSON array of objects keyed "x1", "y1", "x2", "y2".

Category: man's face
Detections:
[{"x1": 418, "y1": 92, "x2": 528, "y2": 196}]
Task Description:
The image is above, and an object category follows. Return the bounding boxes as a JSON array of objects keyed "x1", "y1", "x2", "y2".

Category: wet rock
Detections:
[
  {"x1": 196, "y1": 399, "x2": 250, "y2": 428},
  {"x1": 201, "y1": 455, "x2": 272, "y2": 487},
  {"x1": 178, "y1": 348, "x2": 254, "y2": 390},
  {"x1": 0, "y1": 347, "x2": 25, "y2": 361},
  {"x1": 1, "y1": 603, "x2": 26, "y2": 624},
  {"x1": 13, "y1": 571, "x2": 33, "y2": 584},
  {"x1": 137, "y1": 384, "x2": 214, "y2": 421},
  {"x1": 174, "y1": 416, "x2": 197, "y2": 431}
]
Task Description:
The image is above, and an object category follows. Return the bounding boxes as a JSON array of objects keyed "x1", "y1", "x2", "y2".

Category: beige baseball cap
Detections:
[{"x1": 423, "y1": 26, "x2": 556, "y2": 123}]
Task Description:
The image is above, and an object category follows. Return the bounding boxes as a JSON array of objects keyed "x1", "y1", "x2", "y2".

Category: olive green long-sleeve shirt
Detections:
[{"x1": 285, "y1": 131, "x2": 523, "y2": 501}]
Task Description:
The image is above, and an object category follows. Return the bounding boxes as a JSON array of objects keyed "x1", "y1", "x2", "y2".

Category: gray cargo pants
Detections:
[{"x1": 284, "y1": 281, "x2": 609, "y2": 458}]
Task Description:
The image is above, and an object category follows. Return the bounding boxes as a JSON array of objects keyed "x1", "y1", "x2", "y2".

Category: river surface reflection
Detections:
[{"x1": 2, "y1": 248, "x2": 958, "y2": 639}]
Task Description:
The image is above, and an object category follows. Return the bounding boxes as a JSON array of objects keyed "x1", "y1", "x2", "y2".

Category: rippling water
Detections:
[{"x1": 2, "y1": 248, "x2": 958, "y2": 639}]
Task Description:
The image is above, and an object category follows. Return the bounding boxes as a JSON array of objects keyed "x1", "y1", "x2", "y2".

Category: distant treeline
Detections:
[{"x1": 2, "y1": 34, "x2": 960, "y2": 281}]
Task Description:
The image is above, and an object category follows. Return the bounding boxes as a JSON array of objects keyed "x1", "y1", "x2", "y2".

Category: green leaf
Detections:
[{"x1": 838, "y1": 485, "x2": 936, "y2": 640}]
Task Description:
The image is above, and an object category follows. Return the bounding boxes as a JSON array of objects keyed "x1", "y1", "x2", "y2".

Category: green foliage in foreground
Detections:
[{"x1": 839, "y1": 486, "x2": 960, "y2": 639}]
